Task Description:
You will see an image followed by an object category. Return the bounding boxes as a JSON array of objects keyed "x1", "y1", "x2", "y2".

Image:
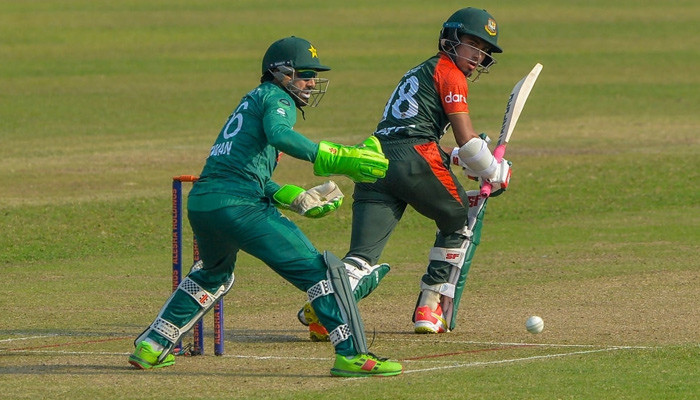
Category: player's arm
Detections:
[
  {"x1": 435, "y1": 63, "x2": 507, "y2": 183},
  {"x1": 262, "y1": 94, "x2": 318, "y2": 161},
  {"x1": 435, "y1": 61, "x2": 480, "y2": 148},
  {"x1": 448, "y1": 113, "x2": 510, "y2": 187},
  {"x1": 447, "y1": 112, "x2": 479, "y2": 147},
  {"x1": 262, "y1": 103, "x2": 387, "y2": 183},
  {"x1": 265, "y1": 123, "x2": 319, "y2": 162},
  {"x1": 265, "y1": 125, "x2": 388, "y2": 184}
]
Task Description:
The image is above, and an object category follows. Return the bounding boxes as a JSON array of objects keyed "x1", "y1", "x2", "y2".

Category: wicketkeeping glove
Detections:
[
  {"x1": 272, "y1": 181, "x2": 344, "y2": 218},
  {"x1": 313, "y1": 136, "x2": 388, "y2": 183}
]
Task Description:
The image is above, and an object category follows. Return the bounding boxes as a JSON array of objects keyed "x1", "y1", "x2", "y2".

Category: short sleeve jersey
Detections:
[
  {"x1": 374, "y1": 53, "x2": 469, "y2": 142},
  {"x1": 189, "y1": 82, "x2": 317, "y2": 201}
]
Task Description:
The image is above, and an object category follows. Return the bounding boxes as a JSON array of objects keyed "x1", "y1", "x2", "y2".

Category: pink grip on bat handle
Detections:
[
  {"x1": 479, "y1": 144, "x2": 507, "y2": 198},
  {"x1": 492, "y1": 144, "x2": 506, "y2": 162}
]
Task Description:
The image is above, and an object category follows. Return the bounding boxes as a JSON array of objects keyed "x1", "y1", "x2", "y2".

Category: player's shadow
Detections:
[{"x1": 0, "y1": 364, "x2": 327, "y2": 378}]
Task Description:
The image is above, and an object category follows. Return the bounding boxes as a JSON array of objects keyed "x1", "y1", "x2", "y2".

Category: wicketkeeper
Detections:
[
  {"x1": 298, "y1": 8, "x2": 512, "y2": 338},
  {"x1": 129, "y1": 36, "x2": 402, "y2": 377}
]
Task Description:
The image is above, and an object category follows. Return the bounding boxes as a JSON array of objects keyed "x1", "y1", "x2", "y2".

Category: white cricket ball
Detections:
[{"x1": 526, "y1": 316, "x2": 544, "y2": 334}]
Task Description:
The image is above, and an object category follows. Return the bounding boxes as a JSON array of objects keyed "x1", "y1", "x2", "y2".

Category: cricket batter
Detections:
[
  {"x1": 299, "y1": 8, "x2": 512, "y2": 338},
  {"x1": 129, "y1": 36, "x2": 402, "y2": 377}
]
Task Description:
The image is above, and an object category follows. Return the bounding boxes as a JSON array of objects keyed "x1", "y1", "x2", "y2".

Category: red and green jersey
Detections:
[
  {"x1": 188, "y1": 82, "x2": 318, "y2": 209},
  {"x1": 375, "y1": 53, "x2": 469, "y2": 142}
]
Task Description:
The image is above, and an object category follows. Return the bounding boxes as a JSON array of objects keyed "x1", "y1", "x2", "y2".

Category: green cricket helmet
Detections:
[
  {"x1": 439, "y1": 8, "x2": 502, "y2": 80},
  {"x1": 441, "y1": 8, "x2": 502, "y2": 54},
  {"x1": 261, "y1": 36, "x2": 330, "y2": 107},
  {"x1": 261, "y1": 36, "x2": 331, "y2": 75}
]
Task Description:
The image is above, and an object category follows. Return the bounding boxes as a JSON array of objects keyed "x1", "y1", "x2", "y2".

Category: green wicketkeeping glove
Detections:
[
  {"x1": 272, "y1": 181, "x2": 344, "y2": 218},
  {"x1": 313, "y1": 136, "x2": 389, "y2": 183}
]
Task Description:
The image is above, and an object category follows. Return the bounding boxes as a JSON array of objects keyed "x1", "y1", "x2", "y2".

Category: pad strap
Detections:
[
  {"x1": 190, "y1": 260, "x2": 235, "y2": 298},
  {"x1": 344, "y1": 256, "x2": 372, "y2": 270},
  {"x1": 180, "y1": 277, "x2": 216, "y2": 308},
  {"x1": 307, "y1": 279, "x2": 334, "y2": 303},
  {"x1": 329, "y1": 324, "x2": 351, "y2": 347},
  {"x1": 421, "y1": 281, "x2": 455, "y2": 298},
  {"x1": 343, "y1": 258, "x2": 373, "y2": 285},
  {"x1": 151, "y1": 317, "x2": 180, "y2": 343}
]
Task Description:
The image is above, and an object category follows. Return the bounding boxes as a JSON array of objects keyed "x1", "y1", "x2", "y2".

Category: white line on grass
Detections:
[
  {"x1": 0, "y1": 335, "x2": 58, "y2": 343},
  {"x1": 4, "y1": 335, "x2": 652, "y2": 374},
  {"x1": 6, "y1": 350, "x2": 131, "y2": 356},
  {"x1": 383, "y1": 337, "x2": 654, "y2": 350},
  {"x1": 7, "y1": 349, "x2": 333, "y2": 361},
  {"x1": 222, "y1": 354, "x2": 330, "y2": 361},
  {"x1": 10, "y1": 346, "x2": 638, "y2": 370},
  {"x1": 403, "y1": 347, "x2": 632, "y2": 374}
]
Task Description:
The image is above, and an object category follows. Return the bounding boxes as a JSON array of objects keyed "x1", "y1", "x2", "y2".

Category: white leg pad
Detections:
[
  {"x1": 343, "y1": 257, "x2": 383, "y2": 291},
  {"x1": 345, "y1": 256, "x2": 372, "y2": 271},
  {"x1": 304, "y1": 257, "x2": 381, "y2": 303},
  {"x1": 429, "y1": 247, "x2": 467, "y2": 268}
]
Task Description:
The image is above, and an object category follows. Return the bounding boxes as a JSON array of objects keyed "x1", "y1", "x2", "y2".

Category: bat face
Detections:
[
  {"x1": 481, "y1": 63, "x2": 542, "y2": 198},
  {"x1": 498, "y1": 63, "x2": 543, "y2": 145}
]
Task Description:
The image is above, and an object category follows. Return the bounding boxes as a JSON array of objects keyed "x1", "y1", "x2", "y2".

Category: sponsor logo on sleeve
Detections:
[{"x1": 444, "y1": 91, "x2": 467, "y2": 104}]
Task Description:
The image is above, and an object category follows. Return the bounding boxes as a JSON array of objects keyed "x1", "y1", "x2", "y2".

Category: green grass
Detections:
[{"x1": 1, "y1": 1, "x2": 699, "y2": 399}]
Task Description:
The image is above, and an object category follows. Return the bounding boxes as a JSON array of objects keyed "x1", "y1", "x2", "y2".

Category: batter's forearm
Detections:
[{"x1": 447, "y1": 112, "x2": 479, "y2": 146}]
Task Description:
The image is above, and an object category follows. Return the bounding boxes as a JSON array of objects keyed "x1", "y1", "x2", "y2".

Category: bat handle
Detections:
[
  {"x1": 479, "y1": 144, "x2": 507, "y2": 198},
  {"x1": 492, "y1": 144, "x2": 506, "y2": 162}
]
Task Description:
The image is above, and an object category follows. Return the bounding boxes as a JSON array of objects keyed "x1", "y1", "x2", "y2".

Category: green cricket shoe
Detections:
[
  {"x1": 330, "y1": 353, "x2": 403, "y2": 377},
  {"x1": 128, "y1": 341, "x2": 175, "y2": 369}
]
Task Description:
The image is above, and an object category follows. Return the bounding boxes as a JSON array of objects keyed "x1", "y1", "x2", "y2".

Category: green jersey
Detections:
[
  {"x1": 188, "y1": 82, "x2": 318, "y2": 209},
  {"x1": 374, "y1": 53, "x2": 471, "y2": 143}
]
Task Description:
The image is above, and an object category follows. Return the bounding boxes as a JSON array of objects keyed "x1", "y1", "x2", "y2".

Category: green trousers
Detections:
[
  {"x1": 148, "y1": 197, "x2": 356, "y2": 356},
  {"x1": 346, "y1": 140, "x2": 471, "y2": 285}
]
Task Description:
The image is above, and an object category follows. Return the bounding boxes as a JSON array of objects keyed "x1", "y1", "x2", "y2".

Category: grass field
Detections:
[{"x1": 1, "y1": 0, "x2": 698, "y2": 399}]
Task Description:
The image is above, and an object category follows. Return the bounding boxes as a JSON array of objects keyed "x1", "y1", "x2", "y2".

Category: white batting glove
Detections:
[{"x1": 486, "y1": 159, "x2": 512, "y2": 192}]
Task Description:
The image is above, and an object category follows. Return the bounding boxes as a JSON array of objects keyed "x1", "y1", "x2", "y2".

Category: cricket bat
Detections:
[{"x1": 480, "y1": 63, "x2": 543, "y2": 198}]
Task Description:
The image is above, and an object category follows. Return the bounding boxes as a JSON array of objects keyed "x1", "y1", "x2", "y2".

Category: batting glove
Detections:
[{"x1": 486, "y1": 159, "x2": 512, "y2": 197}]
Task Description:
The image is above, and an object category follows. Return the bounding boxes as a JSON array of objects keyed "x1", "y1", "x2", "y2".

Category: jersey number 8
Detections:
[{"x1": 382, "y1": 75, "x2": 419, "y2": 121}]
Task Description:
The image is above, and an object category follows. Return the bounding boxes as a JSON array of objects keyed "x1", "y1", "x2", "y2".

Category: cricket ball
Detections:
[{"x1": 526, "y1": 316, "x2": 544, "y2": 334}]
